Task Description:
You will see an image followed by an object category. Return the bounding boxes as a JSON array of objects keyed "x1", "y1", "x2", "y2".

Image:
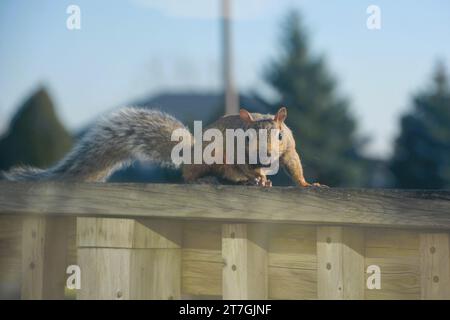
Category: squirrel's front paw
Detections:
[
  {"x1": 313, "y1": 182, "x2": 328, "y2": 188},
  {"x1": 300, "y1": 180, "x2": 329, "y2": 188},
  {"x1": 248, "y1": 177, "x2": 272, "y2": 188},
  {"x1": 262, "y1": 179, "x2": 272, "y2": 187},
  {"x1": 301, "y1": 181, "x2": 328, "y2": 188}
]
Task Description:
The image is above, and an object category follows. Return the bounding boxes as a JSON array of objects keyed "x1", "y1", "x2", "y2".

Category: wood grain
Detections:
[
  {"x1": 0, "y1": 182, "x2": 450, "y2": 229},
  {"x1": 420, "y1": 233, "x2": 450, "y2": 299},
  {"x1": 182, "y1": 222, "x2": 222, "y2": 297},
  {"x1": 222, "y1": 224, "x2": 268, "y2": 299},
  {"x1": 77, "y1": 217, "x2": 181, "y2": 299},
  {"x1": 269, "y1": 267, "x2": 316, "y2": 300},
  {"x1": 0, "y1": 217, "x2": 22, "y2": 298},
  {"x1": 317, "y1": 227, "x2": 365, "y2": 299},
  {"x1": 21, "y1": 217, "x2": 70, "y2": 299},
  {"x1": 268, "y1": 225, "x2": 317, "y2": 299},
  {"x1": 365, "y1": 228, "x2": 420, "y2": 300},
  {"x1": 2, "y1": 182, "x2": 450, "y2": 300}
]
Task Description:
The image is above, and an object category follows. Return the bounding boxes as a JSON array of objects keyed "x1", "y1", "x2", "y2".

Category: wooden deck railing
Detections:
[{"x1": 0, "y1": 182, "x2": 449, "y2": 299}]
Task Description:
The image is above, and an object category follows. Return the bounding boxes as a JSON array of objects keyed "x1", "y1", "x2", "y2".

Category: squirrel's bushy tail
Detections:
[
  {"x1": 1, "y1": 107, "x2": 193, "y2": 182},
  {"x1": 0, "y1": 167, "x2": 49, "y2": 181}
]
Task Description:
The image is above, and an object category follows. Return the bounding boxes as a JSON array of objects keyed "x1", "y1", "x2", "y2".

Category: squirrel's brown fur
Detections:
[
  {"x1": 0, "y1": 106, "x2": 322, "y2": 187},
  {"x1": 182, "y1": 107, "x2": 321, "y2": 187}
]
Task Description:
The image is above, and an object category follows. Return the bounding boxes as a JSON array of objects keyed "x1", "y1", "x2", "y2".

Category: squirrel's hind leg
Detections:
[{"x1": 192, "y1": 176, "x2": 222, "y2": 185}]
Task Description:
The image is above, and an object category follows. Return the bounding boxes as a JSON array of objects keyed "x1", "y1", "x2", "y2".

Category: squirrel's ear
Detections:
[
  {"x1": 239, "y1": 109, "x2": 254, "y2": 123},
  {"x1": 274, "y1": 107, "x2": 287, "y2": 123}
]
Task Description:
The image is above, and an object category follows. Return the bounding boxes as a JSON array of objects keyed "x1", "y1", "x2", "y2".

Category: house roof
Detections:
[
  {"x1": 134, "y1": 92, "x2": 270, "y2": 124},
  {"x1": 77, "y1": 91, "x2": 271, "y2": 139}
]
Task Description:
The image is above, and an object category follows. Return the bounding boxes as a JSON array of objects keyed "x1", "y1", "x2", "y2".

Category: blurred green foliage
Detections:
[
  {"x1": 0, "y1": 88, "x2": 73, "y2": 170},
  {"x1": 265, "y1": 11, "x2": 368, "y2": 187},
  {"x1": 390, "y1": 62, "x2": 450, "y2": 189}
]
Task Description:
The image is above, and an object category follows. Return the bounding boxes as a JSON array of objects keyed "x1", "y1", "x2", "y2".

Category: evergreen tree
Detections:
[
  {"x1": 390, "y1": 62, "x2": 450, "y2": 189},
  {"x1": 265, "y1": 11, "x2": 367, "y2": 186},
  {"x1": 0, "y1": 88, "x2": 73, "y2": 170}
]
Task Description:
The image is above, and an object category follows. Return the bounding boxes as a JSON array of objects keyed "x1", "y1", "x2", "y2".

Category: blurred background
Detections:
[{"x1": 0, "y1": 0, "x2": 449, "y2": 188}]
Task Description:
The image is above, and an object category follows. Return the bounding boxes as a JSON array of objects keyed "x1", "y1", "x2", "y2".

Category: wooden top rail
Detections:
[{"x1": 0, "y1": 182, "x2": 449, "y2": 229}]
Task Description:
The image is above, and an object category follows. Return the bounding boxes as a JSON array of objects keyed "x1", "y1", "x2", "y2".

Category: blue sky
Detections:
[{"x1": 0, "y1": 0, "x2": 449, "y2": 157}]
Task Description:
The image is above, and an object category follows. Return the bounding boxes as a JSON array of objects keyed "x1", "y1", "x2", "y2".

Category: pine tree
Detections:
[
  {"x1": 0, "y1": 88, "x2": 73, "y2": 170},
  {"x1": 265, "y1": 11, "x2": 367, "y2": 186},
  {"x1": 390, "y1": 62, "x2": 450, "y2": 189}
]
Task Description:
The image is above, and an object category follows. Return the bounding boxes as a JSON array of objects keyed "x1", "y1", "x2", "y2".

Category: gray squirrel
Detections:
[{"x1": 0, "y1": 107, "x2": 323, "y2": 187}]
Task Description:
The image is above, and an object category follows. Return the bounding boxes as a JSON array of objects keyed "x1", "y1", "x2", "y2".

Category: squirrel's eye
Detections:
[{"x1": 278, "y1": 132, "x2": 283, "y2": 140}]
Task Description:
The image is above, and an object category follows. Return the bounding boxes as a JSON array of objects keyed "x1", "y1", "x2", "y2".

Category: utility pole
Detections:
[{"x1": 222, "y1": 0, "x2": 239, "y2": 115}]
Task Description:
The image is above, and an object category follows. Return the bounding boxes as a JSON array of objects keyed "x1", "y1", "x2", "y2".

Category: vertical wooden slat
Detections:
[
  {"x1": 77, "y1": 218, "x2": 182, "y2": 300},
  {"x1": 268, "y1": 225, "x2": 317, "y2": 300},
  {"x1": 222, "y1": 223, "x2": 268, "y2": 299},
  {"x1": 130, "y1": 248, "x2": 181, "y2": 299},
  {"x1": 364, "y1": 228, "x2": 420, "y2": 300},
  {"x1": 420, "y1": 233, "x2": 450, "y2": 299},
  {"x1": 181, "y1": 222, "x2": 222, "y2": 297},
  {"x1": 317, "y1": 226, "x2": 365, "y2": 299},
  {"x1": 0, "y1": 216, "x2": 22, "y2": 299},
  {"x1": 131, "y1": 219, "x2": 182, "y2": 300},
  {"x1": 21, "y1": 217, "x2": 70, "y2": 300}
]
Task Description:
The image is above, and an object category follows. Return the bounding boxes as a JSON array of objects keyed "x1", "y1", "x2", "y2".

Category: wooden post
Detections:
[
  {"x1": 222, "y1": 223, "x2": 268, "y2": 299},
  {"x1": 420, "y1": 233, "x2": 450, "y2": 299},
  {"x1": 21, "y1": 217, "x2": 71, "y2": 300},
  {"x1": 317, "y1": 226, "x2": 365, "y2": 299},
  {"x1": 77, "y1": 218, "x2": 181, "y2": 299}
]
